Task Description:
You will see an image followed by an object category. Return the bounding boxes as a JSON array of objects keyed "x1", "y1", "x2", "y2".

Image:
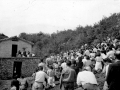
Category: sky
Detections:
[{"x1": 0, "y1": 0, "x2": 120, "y2": 37}]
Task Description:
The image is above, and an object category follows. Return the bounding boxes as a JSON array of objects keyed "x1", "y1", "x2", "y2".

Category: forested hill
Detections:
[
  {"x1": 1, "y1": 13, "x2": 120, "y2": 58},
  {"x1": 19, "y1": 13, "x2": 120, "y2": 57}
]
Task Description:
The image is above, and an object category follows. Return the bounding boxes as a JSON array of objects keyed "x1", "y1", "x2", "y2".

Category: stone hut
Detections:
[
  {"x1": 0, "y1": 36, "x2": 34, "y2": 57},
  {"x1": 0, "y1": 36, "x2": 40, "y2": 79}
]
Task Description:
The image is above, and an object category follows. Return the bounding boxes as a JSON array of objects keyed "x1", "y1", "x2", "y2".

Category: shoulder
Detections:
[
  {"x1": 10, "y1": 86, "x2": 16, "y2": 90},
  {"x1": 77, "y1": 71, "x2": 85, "y2": 75},
  {"x1": 77, "y1": 71, "x2": 82, "y2": 75},
  {"x1": 110, "y1": 61, "x2": 120, "y2": 67},
  {"x1": 108, "y1": 62, "x2": 118, "y2": 71},
  {"x1": 36, "y1": 71, "x2": 44, "y2": 74}
]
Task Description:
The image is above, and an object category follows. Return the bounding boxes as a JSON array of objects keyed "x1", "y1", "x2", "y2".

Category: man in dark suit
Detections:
[{"x1": 106, "y1": 51, "x2": 120, "y2": 90}]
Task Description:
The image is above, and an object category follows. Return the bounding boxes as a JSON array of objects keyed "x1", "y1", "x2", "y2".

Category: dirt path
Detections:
[
  {"x1": 0, "y1": 73, "x2": 105, "y2": 90},
  {"x1": 0, "y1": 77, "x2": 60, "y2": 90}
]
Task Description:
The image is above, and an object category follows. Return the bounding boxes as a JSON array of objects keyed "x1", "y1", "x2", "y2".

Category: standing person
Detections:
[
  {"x1": 71, "y1": 60, "x2": 77, "y2": 71},
  {"x1": 76, "y1": 56, "x2": 83, "y2": 73},
  {"x1": 106, "y1": 47, "x2": 115, "y2": 60},
  {"x1": 82, "y1": 56, "x2": 87, "y2": 67},
  {"x1": 60, "y1": 60, "x2": 76, "y2": 90},
  {"x1": 17, "y1": 76, "x2": 28, "y2": 90},
  {"x1": 61, "y1": 59, "x2": 67, "y2": 70},
  {"x1": 47, "y1": 66, "x2": 56, "y2": 88},
  {"x1": 32, "y1": 66, "x2": 48, "y2": 90},
  {"x1": 76, "y1": 66, "x2": 99, "y2": 90},
  {"x1": 102, "y1": 58, "x2": 112, "y2": 90},
  {"x1": 53, "y1": 61, "x2": 60, "y2": 81},
  {"x1": 38, "y1": 59, "x2": 46, "y2": 72},
  {"x1": 84, "y1": 49, "x2": 90, "y2": 56},
  {"x1": 46, "y1": 56, "x2": 53, "y2": 68},
  {"x1": 95, "y1": 52, "x2": 103, "y2": 72},
  {"x1": 22, "y1": 48, "x2": 27, "y2": 57},
  {"x1": 106, "y1": 51, "x2": 120, "y2": 90},
  {"x1": 84, "y1": 56, "x2": 92, "y2": 68},
  {"x1": 17, "y1": 50, "x2": 22, "y2": 57}
]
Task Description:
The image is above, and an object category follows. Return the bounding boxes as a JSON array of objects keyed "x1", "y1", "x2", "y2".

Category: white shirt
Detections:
[
  {"x1": 93, "y1": 48, "x2": 97, "y2": 53},
  {"x1": 10, "y1": 86, "x2": 16, "y2": 90},
  {"x1": 77, "y1": 71, "x2": 98, "y2": 86},
  {"x1": 95, "y1": 56, "x2": 103, "y2": 70},
  {"x1": 90, "y1": 53, "x2": 95, "y2": 59},
  {"x1": 105, "y1": 65, "x2": 109, "y2": 76},
  {"x1": 82, "y1": 57, "x2": 87, "y2": 65},
  {"x1": 35, "y1": 71, "x2": 48, "y2": 82},
  {"x1": 84, "y1": 50, "x2": 90, "y2": 56},
  {"x1": 106, "y1": 50, "x2": 115, "y2": 59},
  {"x1": 101, "y1": 53, "x2": 107, "y2": 59}
]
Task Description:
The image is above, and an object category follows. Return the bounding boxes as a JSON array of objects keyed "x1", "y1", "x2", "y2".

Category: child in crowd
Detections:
[{"x1": 47, "y1": 66, "x2": 56, "y2": 88}]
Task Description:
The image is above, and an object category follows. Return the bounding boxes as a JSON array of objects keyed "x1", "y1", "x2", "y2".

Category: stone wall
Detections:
[{"x1": 0, "y1": 57, "x2": 40, "y2": 79}]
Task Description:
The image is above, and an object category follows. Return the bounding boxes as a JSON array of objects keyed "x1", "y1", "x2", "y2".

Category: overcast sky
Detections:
[{"x1": 0, "y1": 0, "x2": 120, "y2": 37}]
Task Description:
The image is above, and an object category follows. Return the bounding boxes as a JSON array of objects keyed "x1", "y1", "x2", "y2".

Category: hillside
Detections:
[{"x1": 3, "y1": 13, "x2": 120, "y2": 58}]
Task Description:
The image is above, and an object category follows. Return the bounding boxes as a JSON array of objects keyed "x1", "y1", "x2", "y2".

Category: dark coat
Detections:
[{"x1": 106, "y1": 61, "x2": 120, "y2": 90}]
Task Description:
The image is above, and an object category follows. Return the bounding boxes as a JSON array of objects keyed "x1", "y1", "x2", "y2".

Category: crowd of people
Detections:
[
  {"x1": 10, "y1": 37, "x2": 120, "y2": 90},
  {"x1": 16, "y1": 48, "x2": 35, "y2": 57}
]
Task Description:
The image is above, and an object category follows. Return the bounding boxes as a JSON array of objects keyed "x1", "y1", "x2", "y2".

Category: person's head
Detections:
[
  {"x1": 18, "y1": 50, "x2": 21, "y2": 53},
  {"x1": 20, "y1": 75, "x2": 24, "y2": 79},
  {"x1": 109, "y1": 44, "x2": 114, "y2": 51},
  {"x1": 96, "y1": 52, "x2": 101, "y2": 57},
  {"x1": 83, "y1": 66, "x2": 91, "y2": 71},
  {"x1": 86, "y1": 56, "x2": 90, "y2": 60},
  {"x1": 78, "y1": 56, "x2": 82, "y2": 62},
  {"x1": 66, "y1": 60, "x2": 71, "y2": 67},
  {"x1": 71, "y1": 60, "x2": 76, "y2": 65},
  {"x1": 35, "y1": 67, "x2": 39, "y2": 72},
  {"x1": 49, "y1": 65, "x2": 53, "y2": 70},
  {"x1": 91, "y1": 59, "x2": 96, "y2": 64},
  {"x1": 41, "y1": 59, "x2": 44, "y2": 62},
  {"x1": 38, "y1": 66, "x2": 43, "y2": 71},
  {"x1": 64, "y1": 57, "x2": 67, "y2": 62},
  {"x1": 115, "y1": 51, "x2": 120, "y2": 60},
  {"x1": 101, "y1": 49, "x2": 106, "y2": 54}
]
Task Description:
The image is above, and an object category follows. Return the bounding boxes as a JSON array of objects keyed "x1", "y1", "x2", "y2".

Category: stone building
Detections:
[
  {"x1": 0, "y1": 36, "x2": 40, "y2": 79},
  {"x1": 0, "y1": 36, "x2": 34, "y2": 57}
]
